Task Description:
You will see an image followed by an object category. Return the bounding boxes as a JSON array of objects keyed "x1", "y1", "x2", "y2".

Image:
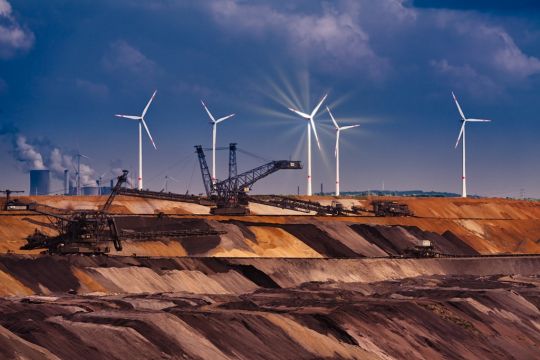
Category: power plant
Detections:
[{"x1": 29, "y1": 170, "x2": 50, "y2": 195}]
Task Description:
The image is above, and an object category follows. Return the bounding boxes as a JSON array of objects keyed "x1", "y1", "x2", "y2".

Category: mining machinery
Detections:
[
  {"x1": 1, "y1": 189, "x2": 26, "y2": 210},
  {"x1": 404, "y1": 240, "x2": 440, "y2": 258},
  {"x1": 195, "y1": 143, "x2": 302, "y2": 215},
  {"x1": 248, "y1": 195, "x2": 359, "y2": 216},
  {"x1": 21, "y1": 170, "x2": 130, "y2": 254},
  {"x1": 372, "y1": 200, "x2": 413, "y2": 217}
]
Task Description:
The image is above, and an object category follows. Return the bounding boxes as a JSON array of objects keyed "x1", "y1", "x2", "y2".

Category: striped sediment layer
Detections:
[
  {"x1": 0, "y1": 255, "x2": 539, "y2": 359},
  {"x1": 0, "y1": 255, "x2": 538, "y2": 296},
  {"x1": 2, "y1": 196, "x2": 540, "y2": 257},
  {"x1": 1, "y1": 214, "x2": 540, "y2": 257}
]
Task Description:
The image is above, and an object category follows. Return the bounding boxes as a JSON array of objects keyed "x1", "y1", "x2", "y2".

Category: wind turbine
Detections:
[
  {"x1": 96, "y1": 172, "x2": 108, "y2": 196},
  {"x1": 327, "y1": 106, "x2": 360, "y2": 197},
  {"x1": 75, "y1": 153, "x2": 89, "y2": 196},
  {"x1": 287, "y1": 94, "x2": 327, "y2": 196},
  {"x1": 115, "y1": 90, "x2": 158, "y2": 191},
  {"x1": 201, "y1": 100, "x2": 235, "y2": 184},
  {"x1": 452, "y1": 92, "x2": 491, "y2": 198}
]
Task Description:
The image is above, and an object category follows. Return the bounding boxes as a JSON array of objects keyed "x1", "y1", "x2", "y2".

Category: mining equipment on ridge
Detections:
[
  {"x1": 117, "y1": 187, "x2": 201, "y2": 204},
  {"x1": 20, "y1": 170, "x2": 227, "y2": 255},
  {"x1": 372, "y1": 200, "x2": 413, "y2": 217},
  {"x1": 21, "y1": 170, "x2": 130, "y2": 254},
  {"x1": 248, "y1": 195, "x2": 360, "y2": 216},
  {"x1": 403, "y1": 240, "x2": 440, "y2": 258},
  {"x1": 1, "y1": 189, "x2": 26, "y2": 210},
  {"x1": 195, "y1": 143, "x2": 302, "y2": 215}
]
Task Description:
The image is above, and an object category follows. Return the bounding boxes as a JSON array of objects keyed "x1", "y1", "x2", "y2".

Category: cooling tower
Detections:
[{"x1": 29, "y1": 170, "x2": 50, "y2": 195}]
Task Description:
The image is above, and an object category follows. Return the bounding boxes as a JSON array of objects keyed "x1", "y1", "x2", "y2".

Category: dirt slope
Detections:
[{"x1": 0, "y1": 255, "x2": 538, "y2": 359}]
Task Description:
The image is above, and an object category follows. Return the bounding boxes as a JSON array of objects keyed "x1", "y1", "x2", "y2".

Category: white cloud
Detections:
[
  {"x1": 0, "y1": 0, "x2": 34, "y2": 58},
  {"x1": 102, "y1": 40, "x2": 156, "y2": 75},
  {"x1": 430, "y1": 59, "x2": 501, "y2": 97},
  {"x1": 437, "y1": 12, "x2": 540, "y2": 79},
  {"x1": 479, "y1": 26, "x2": 540, "y2": 78},
  {"x1": 206, "y1": 0, "x2": 389, "y2": 78}
]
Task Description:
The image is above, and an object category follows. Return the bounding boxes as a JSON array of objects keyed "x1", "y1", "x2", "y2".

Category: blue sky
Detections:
[{"x1": 1, "y1": 0, "x2": 539, "y2": 197}]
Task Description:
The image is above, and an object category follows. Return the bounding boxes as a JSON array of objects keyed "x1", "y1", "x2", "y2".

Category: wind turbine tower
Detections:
[
  {"x1": 327, "y1": 106, "x2": 360, "y2": 197},
  {"x1": 115, "y1": 90, "x2": 158, "y2": 190},
  {"x1": 201, "y1": 100, "x2": 235, "y2": 184},
  {"x1": 75, "y1": 152, "x2": 89, "y2": 196},
  {"x1": 452, "y1": 92, "x2": 491, "y2": 198},
  {"x1": 288, "y1": 94, "x2": 327, "y2": 196}
]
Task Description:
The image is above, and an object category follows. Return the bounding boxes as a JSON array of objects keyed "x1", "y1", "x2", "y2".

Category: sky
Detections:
[{"x1": 0, "y1": 0, "x2": 539, "y2": 198}]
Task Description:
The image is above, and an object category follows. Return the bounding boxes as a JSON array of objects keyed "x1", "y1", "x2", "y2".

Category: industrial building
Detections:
[{"x1": 29, "y1": 170, "x2": 50, "y2": 196}]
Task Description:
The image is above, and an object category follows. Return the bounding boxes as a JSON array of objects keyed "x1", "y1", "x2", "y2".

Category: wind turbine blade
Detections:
[
  {"x1": 310, "y1": 118, "x2": 321, "y2": 149},
  {"x1": 115, "y1": 114, "x2": 141, "y2": 120},
  {"x1": 201, "y1": 100, "x2": 216, "y2": 122},
  {"x1": 168, "y1": 176, "x2": 180, "y2": 182},
  {"x1": 141, "y1": 90, "x2": 157, "y2": 118},
  {"x1": 311, "y1": 93, "x2": 328, "y2": 118},
  {"x1": 466, "y1": 118, "x2": 492, "y2": 122},
  {"x1": 455, "y1": 123, "x2": 465, "y2": 148},
  {"x1": 452, "y1": 91, "x2": 466, "y2": 120},
  {"x1": 340, "y1": 124, "x2": 360, "y2": 131},
  {"x1": 141, "y1": 119, "x2": 157, "y2": 149},
  {"x1": 287, "y1": 107, "x2": 310, "y2": 119},
  {"x1": 326, "y1": 106, "x2": 339, "y2": 129},
  {"x1": 215, "y1": 113, "x2": 235, "y2": 123}
]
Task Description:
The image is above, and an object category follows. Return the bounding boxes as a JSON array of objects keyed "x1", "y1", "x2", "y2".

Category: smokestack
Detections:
[
  {"x1": 320, "y1": 183, "x2": 323, "y2": 195},
  {"x1": 64, "y1": 169, "x2": 69, "y2": 195},
  {"x1": 29, "y1": 170, "x2": 50, "y2": 195}
]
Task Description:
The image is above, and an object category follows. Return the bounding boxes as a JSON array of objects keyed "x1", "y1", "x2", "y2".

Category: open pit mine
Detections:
[{"x1": 1, "y1": 183, "x2": 539, "y2": 360}]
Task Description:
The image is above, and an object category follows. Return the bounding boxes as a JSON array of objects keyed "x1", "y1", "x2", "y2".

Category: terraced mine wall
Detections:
[
  {"x1": 2, "y1": 196, "x2": 540, "y2": 257},
  {"x1": 0, "y1": 255, "x2": 538, "y2": 296},
  {"x1": 0, "y1": 255, "x2": 539, "y2": 359},
  {"x1": 1, "y1": 196, "x2": 539, "y2": 359}
]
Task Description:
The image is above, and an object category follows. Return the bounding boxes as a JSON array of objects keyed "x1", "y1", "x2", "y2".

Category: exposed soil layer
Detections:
[
  {"x1": 1, "y1": 196, "x2": 539, "y2": 359},
  {"x1": 0, "y1": 255, "x2": 538, "y2": 296},
  {"x1": 0, "y1": 255, "x2": 538, "y2": 360},
  {"x1": 2, "y1": 196, "x2": 540, "y2": 257}
]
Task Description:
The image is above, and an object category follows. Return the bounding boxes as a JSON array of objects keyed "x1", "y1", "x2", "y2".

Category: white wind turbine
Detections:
[
  {"x1": 287, "y1": 94, "x2": 327, "y2": 196},
  {"x1": 327, "y1": 106, "x2": 360, "y2": 197},
  {"x1": 452, "y1": 92, "x2": 491, "y2": 198},
  {"x1": 201, "y1": 100, "x2": 235, "y2": 184},
  {"x1": 75, "y1": 152, "x2": 89, "y2": 196},
  {"x1": 115, "y1": 90, "x2": 158, "y2": 191}
]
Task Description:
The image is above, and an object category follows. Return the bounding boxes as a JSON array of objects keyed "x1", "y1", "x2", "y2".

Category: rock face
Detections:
[{"x1": 0, "y1": 255, "x2": 539, "y2": 360}]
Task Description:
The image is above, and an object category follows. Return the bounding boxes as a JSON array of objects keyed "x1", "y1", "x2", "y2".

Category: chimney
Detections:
[{"x1": 64, "y1": 169, "x2": 69, "y2": 195}]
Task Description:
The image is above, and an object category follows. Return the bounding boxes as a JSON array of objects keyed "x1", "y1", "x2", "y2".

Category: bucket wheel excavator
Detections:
[
  {"x1": 21, "y1": 170, "x2": 129, "y2": 254},
  {"x1": 195, "y1": 143, "x2": 302, "y2": 215}
]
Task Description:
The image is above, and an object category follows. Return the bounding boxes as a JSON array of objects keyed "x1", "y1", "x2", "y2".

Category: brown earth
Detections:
[
  {"x1": 0, "y1": 255, "x2": 539, "y2": 359},
  {"x1": 2, "y1": 196, "x2": 540, "y2": 256},
  {"x1": 1, "y1": 196, "x2": 539, "y2": 359}
]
